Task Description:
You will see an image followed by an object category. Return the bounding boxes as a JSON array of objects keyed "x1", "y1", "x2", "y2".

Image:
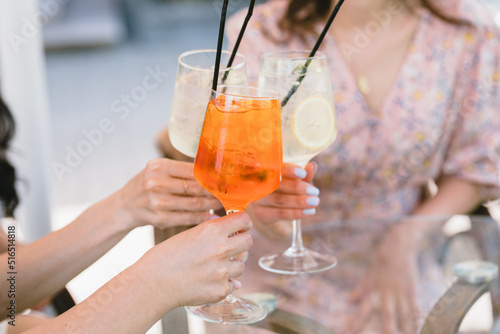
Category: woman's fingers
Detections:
[
  {"x1": 145, "y1": 159, "x2": 213, "y2": 196},
  {"x1": 171, "y1": 178, "x2": 211, "y2": 197},
  {"x1": 146, "y1": 159, "x2": 196, "y2": 180},
  {"x1": 249, "y1": 162, "x2": 320, "y2": 224},
  {"x1": 281, "y1": 163, "x2": 308, "y2": 179},
  {"x1": 349, "y1": 294, "x2": 374, "y2": 334},
  {"x1": 226, "y1": 233, "x2": 253, "y2": 257},
  {"x1": 257, "y1": 192, "x2": 319, "y2": 209},
  {"x1": 153, "y1": 211, "x2": 219, "y2": 228},
  {"x1": 152, "y1": 195, "x2": 221, "y2": 212},
  {"x1": 230, "y1": 279, "x2": 242, "y2": 290},
  {"x1": 281, "y1": 162, "x2": 318, "y2": 184},
  {"x1": 273, "y1": 178, "x2": 320, "y2": 196},
  {"x1": 203, "y1": 213, "x2": 254, "y2": 258},
  {"x1": 153, "y1": 213, "x2": 254, "y2": 307},
  {"x1": 349, "y1": 267, "x2": 416, "y2": 334},
  {"x1": 231, "y1": 251, "x2": 248, "y2": 262},
  {"x1": 381, "y1": 285, "x2": 398, "y2": 334},
  {"x1": 303, "y1": 161, "x2": 317, "y2": 183},
  {"x1": 217, "y1": 212, "x2": 253, "y2": 236},
  {"x1": 407, "y1": 293, "x2": 421, "y2": 333},
  {"x1": 395, "y1": 276, "x2": 420, "y2": 333},
  {"x1": 145, "y1": 170, "x2": 212, "y2": 197},
  {"x1": 349, "y1": 270, "x2": 373, "y2": 303},
  {"x1": 347, "y1": 271, "x2": 375, "y2": 333},
  {"x1": 227, "y1": 259, "x2": 245, "y2": 278}
]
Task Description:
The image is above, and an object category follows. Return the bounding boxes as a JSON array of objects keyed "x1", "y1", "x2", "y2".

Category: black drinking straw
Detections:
[
  {"x1": 281, "y1": 0, "x2": 346, "y2": 107},
  {"x1": 221, "y1": 0, "x2": 256, "y2": 84},
  {"x1": 212, "y1": 0, "x2": 230, "y2": 92}
]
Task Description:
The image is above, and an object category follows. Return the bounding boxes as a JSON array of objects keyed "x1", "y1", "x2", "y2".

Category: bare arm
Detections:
[
  {"x1": 0, "y1": 193, "x2": 129, "y2": 314},
  {"x1": 0, "y1": 159, "x2": 222, "y2": 315},
  {"x1": 349, "y1": 177, "x2": 485, "y2": 333},
  {"x1": 24, "y1": 214, "x2": 253, "y2": 334},
  {"x1": 406, "y1": 177, "x2": 483, "y2": 243}
]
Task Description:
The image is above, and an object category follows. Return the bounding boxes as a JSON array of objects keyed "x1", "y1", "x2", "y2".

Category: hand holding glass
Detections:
[{"x1": 258, "y1": 51, "x2": 338, "y2": 275}]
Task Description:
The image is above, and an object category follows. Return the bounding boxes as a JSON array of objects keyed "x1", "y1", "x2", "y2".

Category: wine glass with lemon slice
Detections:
[{"x1": 257, "y1": 50, "x2": 338, "y2": 275}]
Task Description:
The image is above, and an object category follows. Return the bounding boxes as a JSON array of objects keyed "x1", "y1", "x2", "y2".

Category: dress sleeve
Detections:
[{"x1": 442, "y1": 25, "x2": 500, "y2": 201}]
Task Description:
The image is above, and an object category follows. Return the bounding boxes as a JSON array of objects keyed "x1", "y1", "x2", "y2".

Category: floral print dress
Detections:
[
  {"x1": 227, "y1": 0, "x2": 500, "y2": 332},
  {"x1": 227, "y1": 0, "x2": 500, "y2": 223}
]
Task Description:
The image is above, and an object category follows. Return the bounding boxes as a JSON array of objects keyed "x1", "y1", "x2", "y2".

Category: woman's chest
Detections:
[{"x1": 317, "y1": 35, "x2": 467, "y2": 186}]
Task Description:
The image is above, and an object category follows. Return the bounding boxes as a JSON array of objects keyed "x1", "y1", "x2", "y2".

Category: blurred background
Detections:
[{"x1": 1, "y1": 0, "x2": 500, "y2": 333}]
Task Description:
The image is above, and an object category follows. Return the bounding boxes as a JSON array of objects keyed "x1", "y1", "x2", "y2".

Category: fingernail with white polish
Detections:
[
  {"x1": 306, "y1": 186, "x2": 320, "y2": 196},
  {"x1": 303, "y1": 208, "x2": 316, "y2": 215},
  {"x1": 306, "y1": 197, "x2": 320, "y2": 206},
  {"x1": 294, "y1": 168, "x2": 307, "y2": 179}
]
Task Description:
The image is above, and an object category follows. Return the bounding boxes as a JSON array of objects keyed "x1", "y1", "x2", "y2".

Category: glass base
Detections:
[
  {"x1": 259, "y1": 247, "x2": 337, "y2": 275},
  {"x1": 185, "y1": 294, "x2": 267, "y2": 325}
]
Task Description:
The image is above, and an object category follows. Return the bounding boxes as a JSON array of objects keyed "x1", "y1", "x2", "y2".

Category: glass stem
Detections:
[
  {"x1": 225, "y1": 209, "x2": 244, "y2": 296},
  {"x1": 285, "y1": 219, "x2": 307, "y2": 257}
]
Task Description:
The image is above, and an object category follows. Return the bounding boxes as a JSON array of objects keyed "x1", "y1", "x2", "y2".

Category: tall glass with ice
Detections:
[{"x1": 168, "y1": 49, "x2": 247, "y2": 158}]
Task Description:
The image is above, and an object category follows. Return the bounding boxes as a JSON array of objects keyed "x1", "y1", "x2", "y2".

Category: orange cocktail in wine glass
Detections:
[{"x1": 187, "y1": 86, "x2": 282, "y2": 324}]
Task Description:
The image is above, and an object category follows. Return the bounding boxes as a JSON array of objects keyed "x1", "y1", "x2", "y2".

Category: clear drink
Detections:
[
  {"x1": 258, "y1": 51, "x2": 336, "y2": 167},
  {"x1": 168, "y1": 50, "x2": 247, "y2": 158}
]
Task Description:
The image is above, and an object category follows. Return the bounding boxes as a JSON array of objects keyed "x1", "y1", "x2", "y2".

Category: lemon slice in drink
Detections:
[{"x1": 292, "y1": 97, "x2": 337, "y2": 149}]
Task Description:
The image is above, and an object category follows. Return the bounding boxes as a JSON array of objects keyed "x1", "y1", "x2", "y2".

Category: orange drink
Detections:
[
  {"x1": 188, "y1": 86, "x2": 281, "y2": 325},
  {"x1": 194, "y1": 88, "x2": 282, "y2": 212}
]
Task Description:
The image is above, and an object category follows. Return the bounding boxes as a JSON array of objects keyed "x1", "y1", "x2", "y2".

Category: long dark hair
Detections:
[
  {"x1": 279, "y1": 0, "x2": 470, "y2": 42},
  {"x1": 0, "y1": 96, "x2": 19, "y2": 217}
]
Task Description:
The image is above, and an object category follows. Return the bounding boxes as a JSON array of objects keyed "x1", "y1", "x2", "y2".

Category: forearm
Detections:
[
  {"x1": 413, "y1": 177, "x2": 483, "y2": 216},
  {"x1": 24, "y1": 260, "x2": 170, "y2": 334},
  {"x1": 24, "y1": 211, "x2": 254, "y2": 334},
  {"x1": 1, "y1": 192, "x2": 132, "y2": 313},
  {"x1": 406, "y1": 177, "x2": 483, "y2": 241}
]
